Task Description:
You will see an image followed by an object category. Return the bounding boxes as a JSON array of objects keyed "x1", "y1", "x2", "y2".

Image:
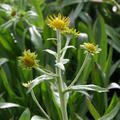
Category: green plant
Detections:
[{"x1": 0, "y1": 0, "x2": 120, "y2": 120}]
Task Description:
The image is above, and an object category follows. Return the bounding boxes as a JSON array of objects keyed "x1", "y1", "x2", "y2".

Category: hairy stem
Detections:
[
  {"x1": 61, "y1": 36, "x2": 71, "y2": 59},
  {"x1": 56, "y1": 30, "x2": 68, "y2": 120},
  {"x1": 68, "y1": 53, "x2": 89, "y2": 88},
  {"x1": 31, "y1": 90, "x2": 51, "y2": 120}
]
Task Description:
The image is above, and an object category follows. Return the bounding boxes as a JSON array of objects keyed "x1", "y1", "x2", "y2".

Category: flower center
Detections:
[
  {"x1": 24, "y1": 55, "x2": 34, "y2": 67},
  {"x1": 51, "y1": 19, "x2": 65, "y2": 29},
  {"x1": 86, "y1": 44, "x2": 96, "y2": 53},
  {"x1": 11, "y1": 10, "x2": 16, "y2": 17}
]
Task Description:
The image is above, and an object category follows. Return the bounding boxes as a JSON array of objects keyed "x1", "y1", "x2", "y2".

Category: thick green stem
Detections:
[
  {"x1": 56, "y1": 30, "x2": 68, "y2": 120},
  {"x1": 31, "y1": 90, "x2": 51, "y2": 120},
  {"x1": 68, "y1": 53, "x2": 89, "y2": 88}
]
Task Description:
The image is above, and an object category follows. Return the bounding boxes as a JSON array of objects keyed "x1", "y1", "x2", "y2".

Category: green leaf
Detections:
[
  {"x1": 44, "y1": 49, "x2": 57, "y2": 58},
  {"x1": 105, "y1": 93, "x2": 119, "y2": 114},
  {"x1": 0, "y1": 3, "x2": 12, "y2": 12},
  {"x1": 31, "y1": 115, "x2": 47, "y2": 120},
  {"x1": 47, "y1": 38, "x2": 57, "y2": 41},
  {"x1": 67, "y1": 84, "x2": 108, "y2": 93},
  {"x1": 94, "y1": 15, "x2": 107, "y2": 69},
  {"x1": 0, "y1": 35, "x2": 13, "y2": 52},
  {"x1": 31, "y1": 0, "x2": 44, "y2": 28},
  {"x1": 79, "y1": 12, "x2": 92, "y2": 26},
  {"x1": 104, "y1": 46, "x2": 112, "y2": 85},
  {"x1": 110, "y1": 60, "x2": 120, "y2": 77},
  {"x1": 0, "y1": 58, "x2": 8, "y2": 67},
  {"x1": 98, "y1": 103, "x2": 120, "y2": 120},
  {"x1": 0, "y1": 19, "x2": 15, "y2": 30},
  {"x1": 0, "y1": 102, "x2": 20, "y2": 109},
  {"x1": 29, "y1": 26, "x2": 43, "y2": 50},
  {"x1": 19, "y1": 108, "x2": 30, "y2": 120},
  {"x1": 86, "y1": 98, "x2": 101, "y2": 120},
  {"x1": 70, "y1": 3, "x2": 84, "y2": 24},
  {"x1": 75, "y1": 114, "x2": 84, "y2": 120},
  {"x1": 66, "y1": 83, "x2": 120, "y2": 93},
  {"x1": 106, "y1": 25, "x2": 120, "y2": 52},
  {"x1": 27, "y1": 75, "x2": 53, "y2": 93},
  {"x1": 61, "y1": 0, "x2": 103, "y2": 8},
  {"x1": 0, "y1": 68, "x2": 16, "y2": 97}
]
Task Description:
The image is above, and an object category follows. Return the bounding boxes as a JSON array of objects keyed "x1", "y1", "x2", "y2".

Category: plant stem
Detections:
[
  {"x1": 68, "y1": 53, "x2": 89, "y2": 88},
  {"x1": 61, "y1": 36, "x2": 71, "y2": 59},
  {"x1": 31, "y1": 90, "x2": 51, "y2": 120},
  {"x1": 56, "y1": 30, "x2": 68, "y2": 120}
]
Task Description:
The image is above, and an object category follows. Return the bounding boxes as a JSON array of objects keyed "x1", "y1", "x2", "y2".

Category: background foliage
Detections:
[{"x1": 0, "y1": 0, "x2": 120, "y2": 120}]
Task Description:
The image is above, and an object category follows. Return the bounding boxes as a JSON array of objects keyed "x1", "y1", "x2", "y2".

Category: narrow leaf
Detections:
[
  {"x1": 98, "y1": 103, "x2": 120, "y2": 120},
  {"x1": 0, "y1": 58, "x2": 8, "y2": 67},
  {"x1": 0, "y1": 102, "x2": 20, "y2": 109},
  {"x1": 44, "y1": 49, "x2": 57, "y2": 57},
  {"x1": 78, "y1": 91, "x2": 90, "y2": 98},
  {"x1": 86, "y1": 98, "x2": 101, "y2": 120},
  {"x1": 29, "y1": 26, "x2": 43, "y2": 49},
  {"x1": 110, "y1": 60, "x2": 120, "y2": 76},
  {"x1": 0, "y1": 3, "x2": 12, "y2": 11},
  {"x1": 31, "y1": 115, "x2": 47, "y2": 120},
  {"x1": 47, "y1": 38, "x2": 57, "y2": 41},
  {"x1": 0, "y1": 68, "x2": 16, "y2": 97},
  {"x1": 31, "y1": 0, "x2": 44, "y2": 28},
  {"x1": 19, "y1": 108, "x2": 30, "y2": 120},
  {"x1": 0, "y1": 19, "x2": 14, "y2": 30},
  {"x1": 68, "y1": 84, "x2": 108, "y2": 93},
  {"x1": 27, "y1": 75, "x2": 53, "y2": 93}
]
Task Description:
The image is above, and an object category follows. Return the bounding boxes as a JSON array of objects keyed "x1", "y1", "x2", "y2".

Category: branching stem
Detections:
[{"x1": 56, "y1": 30, "x2": 68, "y2": 120}]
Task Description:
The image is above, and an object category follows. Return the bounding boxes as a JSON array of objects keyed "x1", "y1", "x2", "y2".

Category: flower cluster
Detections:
[
  {"x1": 47, "y1": 13, "x2": 101, "y2": 55},
  {"x1": 47, "y1": 13, "x2": 79, "y2": 37},
  {"x1": 61, "y1": 27, "x2": 80, "y2": 38}
]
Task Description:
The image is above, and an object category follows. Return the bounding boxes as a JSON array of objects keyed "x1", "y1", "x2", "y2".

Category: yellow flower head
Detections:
[
  {"x1": 47, "y1": 13, "x2": 70, "y2": 30},
  {"x1": 18, "y1": 50, "x2": 39, "y2": 69},
  {"x1": 80, "y1": 43, "x2": 101, "y2": 55},
  {"x1": 61, "y1": 27, "x2": 80, "y2": 38},
  {"x1": 22, "y1": 81, "x2": 32, "y2": 88}
]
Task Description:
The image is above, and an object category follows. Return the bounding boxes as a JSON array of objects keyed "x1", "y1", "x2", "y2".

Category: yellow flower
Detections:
[
  {"x1": 22, "y1": 81, "x2": 32, "y2": 88},
  {"x1": 80, "y1": 43, "x2": 101, "y2": 55},
  {"x1": 61, "y1": 27, "x2": 80, "y2": 38},
  {"x1": 47, "y1": 13, "x2": 70, "y2": 30},
  {"x1": 18, "y1": 50, "x2": 39, "y2": 69}
]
